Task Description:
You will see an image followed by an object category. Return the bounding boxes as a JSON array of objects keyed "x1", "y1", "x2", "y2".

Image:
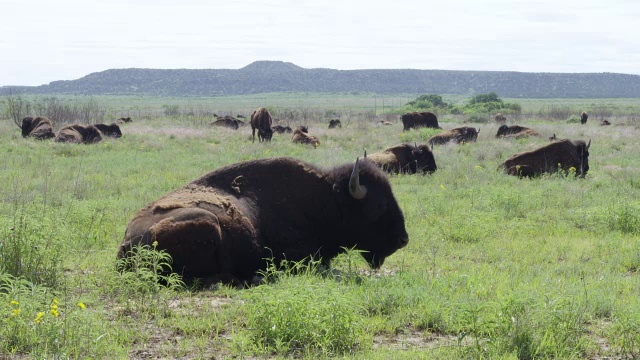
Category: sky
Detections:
[{"x1": 2, "y1": 0, "x2": 640, "y2": 86}]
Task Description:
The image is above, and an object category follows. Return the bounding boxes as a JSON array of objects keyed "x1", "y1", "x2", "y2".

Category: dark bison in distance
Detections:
[
  {"x1": 499, "y1": 139, "x2": 591, "y2": 178},
  {"x1": 428, "y1": 127, "x2": 479, "y2": 146},
  {"x1": 581, "y1": 112, "x2": 588, "y2": 125},
  {"x1": 401, "y1": 112, "x2": 441, "y2": 131},
  {"x1": 118, "y1": 117, "x2": 132, "y2": 123},
  {"x1": 93, "y1": 123, "x2": 123, "y2": 138},
  {"x1": 291, "y1": 127, "x2": 320, "y2": 147},
  {"x1": 272, "y1": 125, "x2": 293, "y2": 134},
  {"x1": 212, "y1": 118, "x2": 240, "y2": 130},
  {"x1": 117, "y1": 157, "x2": 409, "y2": 284},
  {"x1": 21, "y1": 117, "x2": 55, "y2": 140},
  {"x1": 55, "y1": 124, "x2": 103, "y2": 144},
  {"x1": 250, "y1": 107, "x2": 273, "y2": 142},
  {"x1": 328, "y1": 119, "x2": 342, "y2": 129},
  {"x1": 366, "y1": 143, "x2": 437, "y2": 174},
  {"x1": 496, "y1": 125, "x2": 540, "y2": 138},
  {"x1": 494, "y1": 113, "x2": 507, "y2": 123}
]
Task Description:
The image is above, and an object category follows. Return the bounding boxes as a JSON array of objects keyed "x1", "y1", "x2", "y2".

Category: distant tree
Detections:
[
  {"x1": 2, "y1": 90, "x2": 31, "y2": 128},
  {"x1": 405, "y1": 94, "x2": 448, "y2": 110},
  {"x1": 469, "y1": 92, "x2": 501, "y2": 105}
]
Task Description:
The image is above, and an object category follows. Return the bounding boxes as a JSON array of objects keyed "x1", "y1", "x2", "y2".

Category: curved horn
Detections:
[
  {"x1": 349, "y1": 157, "x2": 367, "y2": 200},
  {"x1": 430, "y1": 142, "x2": 434, "y2": 151},
  {"x1": 414, "y1": 142, "x2": 418, "y2": 149},
  {"x1": 586, "y1": 139, "x2": 591, "y2": 150}
]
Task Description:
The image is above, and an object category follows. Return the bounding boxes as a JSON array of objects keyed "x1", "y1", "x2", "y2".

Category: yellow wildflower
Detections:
[
  {"x1": 10, "y1": 300, "x2": 19, "y2": 305},
  {"x1": 77, "y1": 302, "x2": 86, "y2": 309},
  {"x1": 50, "y1": 308, "x2": 59, "y2": 317},
  {"x1": 440, "y1": 184, "x2": 446, "y2": 190},
  {"x1": 34, "y1": 312, "x2": 45, "y2": 323},
  {"x1": 152, "y1": 241, "x2": 158, "y2": 248},
  {"x1": 12, "y1": 308, "x2": 20, "y2": 316}
]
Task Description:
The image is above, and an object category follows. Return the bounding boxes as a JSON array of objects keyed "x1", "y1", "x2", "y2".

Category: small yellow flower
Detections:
[
  {"x1": 50, "y1": 309, "x2": 59, "y2": 317},
  {"x1": 152, "y1": 241, "x2": 158, "y2": 248},
  {"x1": 34, "y1": 312, "x2": 45, "y2": 323},
  {"x1": 475, "y1": 165, "x2": 483, "y2": 169},
  {"x1": 52, "y1": 299, "x2": 59, "y2": 305},
  {"x1": 77, "y1": 302, "x2": 85, "y2": 310},
  {"x1": 440, "y1": 184, "x2": 446, "y2": 190},
  {"x1": 12, "y1": 308, "x2": 20, "y2": 316},
  {"x1": 10, "y1": 300, "x2": 19, "y2": 305}
]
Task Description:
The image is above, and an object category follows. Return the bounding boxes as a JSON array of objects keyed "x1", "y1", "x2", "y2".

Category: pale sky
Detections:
[{"x1": 2, "y1": 0, "x2": 639, "y2": 86}]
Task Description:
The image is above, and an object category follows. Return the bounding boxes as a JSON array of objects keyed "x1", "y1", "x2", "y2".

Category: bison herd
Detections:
[{"x1": 20, "y1": 116, "x2": 124, "y2": 144}]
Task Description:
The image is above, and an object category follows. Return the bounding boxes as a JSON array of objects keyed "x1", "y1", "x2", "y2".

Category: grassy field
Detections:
[{"x1": 1, "y1": 94, "x2": 640, "y2": 359}]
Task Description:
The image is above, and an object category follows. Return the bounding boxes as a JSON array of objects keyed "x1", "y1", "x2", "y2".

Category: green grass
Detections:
[{"x1": 0, "y1": 95, "x2": 639, "y2": 358}]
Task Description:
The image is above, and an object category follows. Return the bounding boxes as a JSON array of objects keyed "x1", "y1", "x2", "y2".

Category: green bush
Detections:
[{"x1": 566, "y1": 115, "x2": 581, "y2": 124}]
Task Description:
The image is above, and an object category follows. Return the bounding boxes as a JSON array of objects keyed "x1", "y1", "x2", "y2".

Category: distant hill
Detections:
[{"x1": 2, "y1": 60, "x2": 640, "y2": 98}]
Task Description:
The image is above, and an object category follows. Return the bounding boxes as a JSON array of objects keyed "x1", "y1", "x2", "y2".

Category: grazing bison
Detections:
[
  {"x1": 328, "y1": 119, "x2": 342, "y2": 129},
  {"x1": 117, "y1": 157, "x2": 409, "y2": 284},
  {"x1": 55, "y1": 124, "x2": 103, "y2": 144},
  {"x1": 428, "y1": 127, "x2": 480, "y2": 146},
  {"x1": 212, "y1": 118, "x2": 239, "y2": 130},
  {"x1": 272, "y1": 125, "x2": 293, "y2": 134},
  {"x1": 93, "y1": 123, "x2": 123, "y2": 138},
  {"x1": 21, "y1": 117, "x2": 55, "y2": 140},
  {"x1": 291, "y1": 127, "x2": 320, "y2": 147},
  {"x1": 366, "y1": 143, "x2": 437, "y2": 174},
  {"x1": 499, "y1": 139, "x2": 591, "y2": 178},
  {"x1": 401, "y1": 112, "x2": 441, "y2": 131},
  {"x1": 250, "y1": 107, "x2": 273, "y2": 143},
  {"x1": 494, "y1": 113, "x2": 507, "y2": 123},
  {"x1": 580, "y1": 112, "x2": 588, "y2": 125},
  {"x1": 496, "y1": 125, "x2": 540, "y2": 138},
  {"x1": 118, "y1": 117, "x2": 132, "y2": 123}
]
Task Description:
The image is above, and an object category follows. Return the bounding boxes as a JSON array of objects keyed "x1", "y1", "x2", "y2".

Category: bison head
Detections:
[
  {"x1": 413, "y1": 144, "x2": 437, "y2": 174},
  {"x1": 21, "y1": 117, "x2": 34, "y2": 137},
  {"x1": 576, "y1": 139, "x2": 591, "y2": 178},
  {"x1": 496, "y1": 125, "x2": 509, "y2": 137}
]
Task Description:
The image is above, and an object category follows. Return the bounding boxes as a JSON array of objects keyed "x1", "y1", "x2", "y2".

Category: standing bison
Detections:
[
  {"x1": 580, "y1": 112, "x2": 588, "y2": 125},
  {"x1": 93, "y1": 123, "x2": 123, "y2": 138},
  {"x1": 496, "y1": 125, "x2": 540, "y2": 138},
  {"x1": 117, "y1": 157, "x2": 409, "y2": 284},
  {"x1": 55, "y1": 124, "x2": 103, "y2": 144},
  {"x1": 366, "y1": 143, "x2": 437, "y2": 174},
  {"x1": 428, "y1": 127, "x2": 480, "y2": 146},
  {"x1": 250, "y1": 107, "x2": 273, "y2": 142},
  {"x1": 401, "y1": 112, "x2": 440, "y2": 131},
  {"x1": 21, "y1": 117, "x2": 55, "y2": 140},
  {"x1": 498, "y1": 139, "x2": 591, "y2": 178},
  {"x1": 328, "y1": 119, "x2": 342, "y2": 129}
]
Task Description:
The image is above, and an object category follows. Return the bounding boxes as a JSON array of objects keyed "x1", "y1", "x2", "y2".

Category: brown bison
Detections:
[
  {"x1": 499, "y1": 139, "x2": 591, "y2": 178},
  {"x1": 401, "y1": 112, "x2": 441, "y2": 131},
  {"x1": 428, "y1": 127, "x2": 480, "y2": 146},
  {"x1": 118, "y1": 117, "x2": 132, "y2": 123},
  {"x1": 600, "y1": 120, "x2": 611, "y2": 126},
  {"x1": 211, "y1": 118, "x2": 239, "y2": 130},
  {"x1": 366, "y1": 143, "x2": 437, "y2": 174},
  {"x1": 250, "y1": 107, "x2": 273, "y2": 142},
  {"x1": 291, "y1": 127, "x2": 320, "y2": 147},
  {"x1": 379, "y1": 120, "x2": 393, "y2": 126},
  {"x1": 117, "y1": 157, "x2": 409, "y2": 284},
  {"x1": 55, "y1": 124, "x2": 103, "y2": 144},
  {"x1": 580, "y1": 112, "x2": 588, "y2": 125},
  {"x1": 496, "y1": 125, "x2": 540, "y2": 138},
  {"x1": 328, "y1": 119, "x2": 342, "y2": 129},
  {"x1": 93, "y1": 123, "x2": 123, "y2": 138},
  {"x1": 272, "y1": 125, "x2": 293, "y2": 134},
  {"x1": 494, "y1": 113, "x2": 507, "y2": 123},
  {"x1": 21, "y1": 117, "x2": 55, "y2": 140}
]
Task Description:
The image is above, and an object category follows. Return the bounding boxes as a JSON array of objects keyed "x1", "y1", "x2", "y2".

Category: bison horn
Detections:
[
  {"x1": 586, "y1": 139, "x2": 591, "y2": 150},
  {"x1": 349, "y1": 157, "x2": 367, "y2": 200},
  {"x1": 364, "y1": 149, "x2": 367, "y2": 158},
  {"x1": 430, "y1": 142, "x2": 434, "y2": 151}
]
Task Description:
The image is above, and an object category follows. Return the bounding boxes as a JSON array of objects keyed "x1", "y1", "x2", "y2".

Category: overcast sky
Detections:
[{"x1": 2, "y1": 0, "x2": 639, "y2": 86}]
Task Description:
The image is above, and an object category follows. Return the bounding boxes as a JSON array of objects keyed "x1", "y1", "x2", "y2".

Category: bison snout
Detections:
[{"x1": 397, "y1": 236, "x2": 409, "y2": 249}]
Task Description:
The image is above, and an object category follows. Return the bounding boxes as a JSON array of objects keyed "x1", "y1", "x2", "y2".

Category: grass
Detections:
[{"x1": 0, "y1": 94, "x2": 639, "y2": 358}]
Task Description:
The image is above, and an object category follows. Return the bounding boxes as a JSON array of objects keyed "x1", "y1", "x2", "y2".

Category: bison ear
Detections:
[{"x1": 349, "y1": 157, "x2": 367, "y2": 200}]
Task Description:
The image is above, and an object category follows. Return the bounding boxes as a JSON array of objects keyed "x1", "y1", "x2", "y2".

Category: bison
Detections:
[
  {"x1": 211, "y1": 118, "x2": 239, "y2": 130},
  {"x1": 272, "y1": 125, "x2": 293, "y2": 134},
  {"x1": 250, "y1": 107, "x2": 273, "y2": 143},
  {"x1": 118, "y1": 117, "x2": 133, "y2": 123},
  {"x1": 55, "y1": 124, "x2": 103, "y2": 144},
  {"x1": 496, "y1": 125, "x2": 540, "y2": 138},
  {"x1": 328, "y1": 119, "x2": 342, "y2": 129},
  {"x1": 366, "y1": 143, "x2": 437, "y2": 174},
  {"x1": 494, "y1": 113, "x2": 507, "y2": 123},
  {"x1": 93, "y1": 123, "x2": 123, "y2": 138},
  {"x1": 291, "y1": 127, "x2": 320, "y2": 147},
  {"x1": 117, "y1": 157, "x2": 409, "y2": 284},
  {"x1": 498, "y1": 139, "x2": 591, "y2": 178},
  {"x1": 428, "y1": 127, "x2": 480, "y2": 146},
  {"x1": 401, "y1": 112, "x2": 441, "y2": 131},
  {"x1": 580, "y1": 112, "x2": 588, "y2": 125},
  {"x1": 379, "y1": 120, "x2": 393, "y2": 126},
  {"x1": 21, "y1": 117, "x2": 55, "y2": 140},
  {"x1": 600, "y1": 120, "x2": 611, "y2": 126}
]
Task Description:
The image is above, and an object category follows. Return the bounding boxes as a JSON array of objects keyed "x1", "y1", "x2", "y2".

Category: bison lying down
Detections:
[
  {"x1": 366, "y1": 143, "x2": 437, "y2": 174},
  {"x1": 118, "y1": 157, "x2": 409, "y2": 284},
  {"x1": 499, "y1": 139, "x2": 591, "y2": 178},
  {"x1": 428, "y1": 127, "x2": 479, "y2": 146},
  {"x1": 93, "y1": 123, "x2": 123, "y2": 138},
  {"x1": 496, "y1": 125, "x2": 540, "y2": 138},
  {"x1": 21, "y1": 117, "x2": 55, "y2": 140},
  {"x1": 55, "y1": 124, "x2": 103, "y2": 144},
  {"x1": 291, "y1": 126, "x2": 320, "y2": 146},
  {"x1": 401, "y1": 112, "x2": 440, "y2": 131}
]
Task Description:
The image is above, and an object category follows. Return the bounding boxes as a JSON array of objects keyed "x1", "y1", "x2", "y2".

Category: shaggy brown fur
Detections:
[
  {"x1": 401, "y1": 112, "x2": 441, "y2": 131},
  {"x1": 211, "y1": 118, "x2": 239, "y2": 130},
  {"x1": 494, "y1": 113, "x2": 507, "y2": 123},
  {"x1": 291, "y1": 128, "x2": 320, "y2": 147},
  {"x1": 504, "y1": 129, "x2": 541, "y2": 139},
  {"x1": 498, "y1": 139, "x2": 591, "y2": 178},
  {"x1": 580, "y1": 112, "x2": 588, "y2": 125},
  {"x1": 428, "y1": 127, "x2": 479, "y2": 146},
  {"x1": 21, "y1": 117, "x2": 55, "y2": 140},
  {"x1": 55, "y1": 124, "x2": 103, "y2": 144},
  {"x1": 600, "y1": 120, "x2": 611, "y2": 126},
  {"x1": 366, "y1": 144, "x2": 437, "y2": 174},
  {"x1": 250, "y1": 107, "x2": 273, "y2": 142},
  {"x1": 118, "y1": 157, "x2": 409, "y2": 284},
  {"x1": 272, "y1": 125, "x2": 293, "y2": 134},
  {"x1": 118, "y1": 117, "x2": 132, "y2": 123},
  {"x1": 496, "y1": 125, "x2": 538, "y2": 138},
  {"x1": 328, "y1": 119, "x2": 342, "y2": 129},
  {"x1": 93, "y1": 123, "x2": 122, "y2": 138}
]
